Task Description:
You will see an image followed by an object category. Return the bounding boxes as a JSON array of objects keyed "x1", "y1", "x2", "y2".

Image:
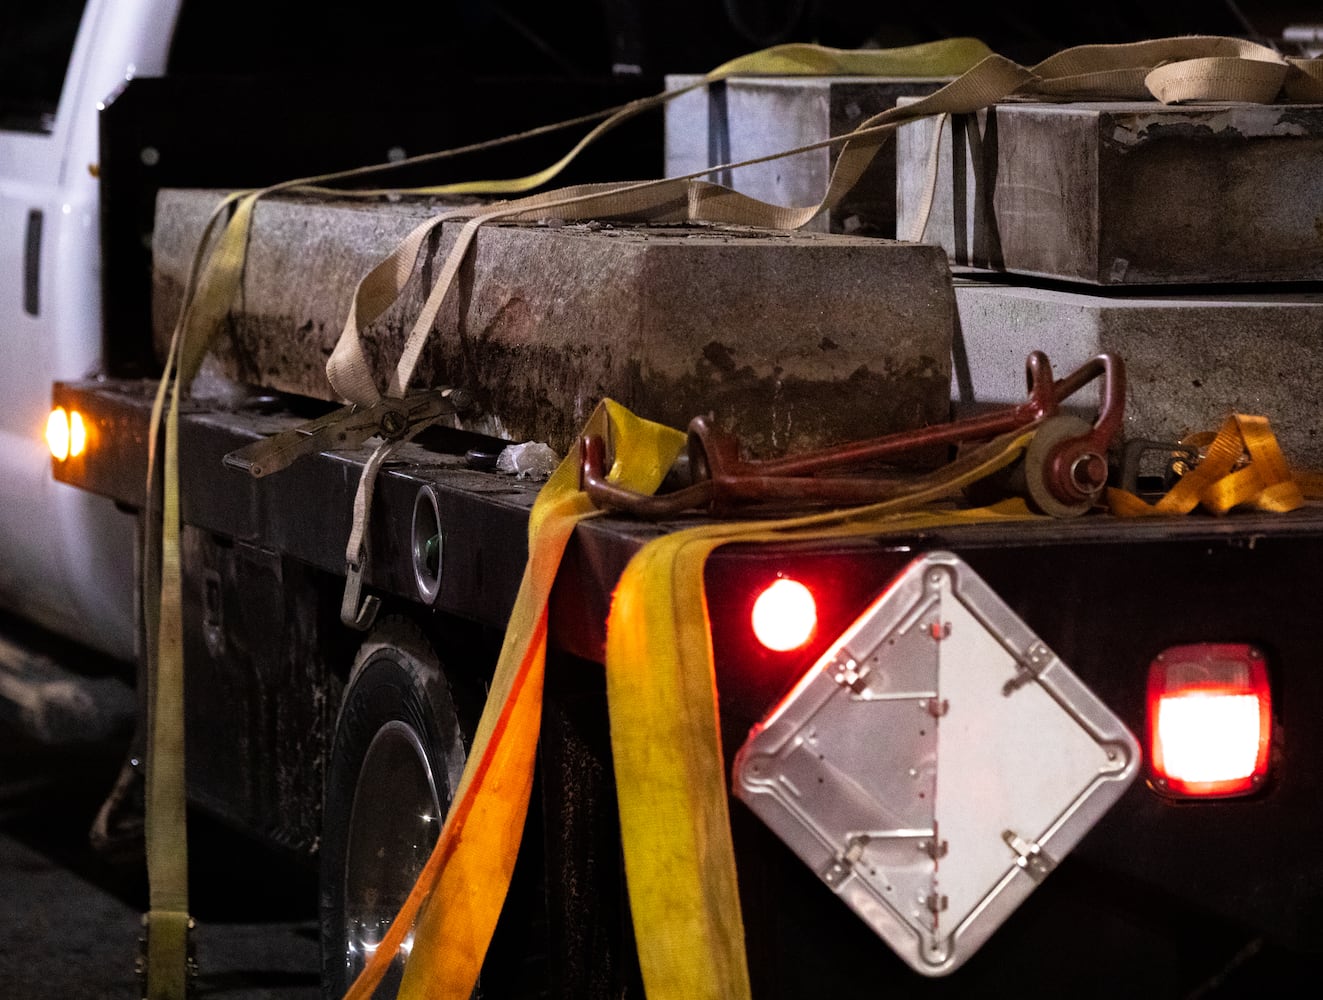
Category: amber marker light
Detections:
[
  {"x1": 1147, "y1": 643, "x2": 1272, "y2": 798},
  {"x1": 69, "y1": 410, "x2": 86, "y2": 457},
  {"x1": 47, "y1": 407, "x2": 70, "y2": 461},
  {"x1": 47, "y1": 407, "x2": 88, "y2": 461},
  {"x1": 751, "y1": 577, "x2": 818, "y2": 652}
]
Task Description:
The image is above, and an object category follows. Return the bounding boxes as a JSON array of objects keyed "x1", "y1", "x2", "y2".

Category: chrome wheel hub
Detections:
[{"x1": 343, "y1": 720, "x2": 442, "y2": 991}]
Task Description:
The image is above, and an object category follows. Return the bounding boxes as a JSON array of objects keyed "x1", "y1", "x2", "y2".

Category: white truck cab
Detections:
[{"x1": 0, "y1": 0, "x2": 181, "y2": 662}]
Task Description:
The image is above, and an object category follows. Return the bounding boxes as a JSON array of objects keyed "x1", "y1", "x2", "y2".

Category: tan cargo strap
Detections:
[{"x1": 323, "y1": 34, "x2": 1323, "y2": 411}]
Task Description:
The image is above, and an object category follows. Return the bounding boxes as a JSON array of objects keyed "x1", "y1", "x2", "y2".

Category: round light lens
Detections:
[
  {"x1": 751, "y1": 578, "x2": 817, "y2": 652},
  {"x1": 69, "y1": 410, "x2": 86, "y2": 458},
  {"x1": 47, "y1": 407, "x2": 70, "y2": 461}
]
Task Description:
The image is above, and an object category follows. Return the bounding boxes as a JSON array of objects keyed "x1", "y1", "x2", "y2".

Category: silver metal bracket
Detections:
[
  {"x1": 821, "y1": 833, "x2": 872, "y2": 887},
  {"x1": 918, "y1": 831, "x2": 949, "y2": 861},
  {"x1": 1002, "y1": 641, "x2": 1056, "y2": 696},
  {"x1": 1003, "y1": 829, "x2": 1056, "y2": 883},
  {"x1": 733, "y1": 551, "x2": 1140, "y2": 977},
  {"x1": 136, "y1": 913, "x2": 198, "y2": 1000},
  {"x1": 830, "y1": 654, "x2": 871, "y2": 695}
]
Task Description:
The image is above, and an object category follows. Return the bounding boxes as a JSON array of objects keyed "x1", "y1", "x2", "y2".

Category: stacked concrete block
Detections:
[
  {"x1": 153, "y1": 189, "x2": 956, "y2": 459},
  {"x1": 660, "y1": 76, "x2": 1323, "y2": 467},
  {"x1": 664, "y1": 74, "x2": 951, "y2": 236},
  {"x1": 896, "y1": 100, "x2": 1323, "y2": 286},
  {"x1": 950, "y1": 277, "x2": 1323, "y2": 469},
  {"x1": 887, "y1": 97, "x2": 1323, "y2": 469}
]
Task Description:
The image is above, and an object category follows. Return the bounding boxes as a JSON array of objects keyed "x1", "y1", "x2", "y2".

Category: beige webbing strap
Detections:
[
  {"x1": 139, "y1": 189, "x2": 247, "y2": 999},
  {"x1": 142, "y1": 386, "x2": 190, "y2": 999},
  {"x1": 326, "y1": 52, "x2": 1036, "y2": 407},
  {"x1": 168, "y1": 39, "x2": 1002, "y2": 391},
  {"x1": 324, "y1": 34, "x2": 1319, "y2": 415},
  {"x1": 339, "y1": 407, "x2": 456, "y2": 629},
  {"x1": 906, "y1": 111, "x2": 951, "y2": 244}
]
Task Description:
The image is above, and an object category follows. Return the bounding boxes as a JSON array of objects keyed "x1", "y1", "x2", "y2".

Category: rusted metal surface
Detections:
[{"x1": 579, "y1": 351, "x2": 1125, "y2": 518}]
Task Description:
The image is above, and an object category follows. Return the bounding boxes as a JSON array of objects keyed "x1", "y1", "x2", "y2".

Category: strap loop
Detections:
[{"x1": 1107, "y1": 414, "x2": 1306, "y2": 517}]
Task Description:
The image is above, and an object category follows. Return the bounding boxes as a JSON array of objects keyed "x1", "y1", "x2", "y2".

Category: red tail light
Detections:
[
  {"x1": 1146, "y1": 643, "x2": 1272, "y2": 798},
  {"x1": 750, "y1": 578, "x2": 817, "y2": 652},
  {"x1": 704, "y1": 546, "x2": 913, "y2": 724}
]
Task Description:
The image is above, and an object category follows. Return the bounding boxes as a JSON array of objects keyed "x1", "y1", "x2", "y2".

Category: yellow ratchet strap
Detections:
[
  {"x1": 323, "y1": 35, "x2": 1323, "y2": 415},
  {"x1": 603, "y1": 436, "x2": 1041, "y2": 1000},
  {"x1": 144, "y1": 39, "x2": 1002, "y2": 1000},
  {"x1": 338, "y1": 400, "x2": 683, "y2": 1000},
  {"x1": 1106, "y1": 414, "x2": 1312, "y2": 516},
  {"x1": 373, "y1": 37, "x2": 997, "y2": 200},
  {"x1": 339, "y1": 401, "x2": 1040, "y2": 1000}
]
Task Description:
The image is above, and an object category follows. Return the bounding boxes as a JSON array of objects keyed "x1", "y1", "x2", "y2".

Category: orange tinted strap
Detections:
[{"x1": 1109, "y1": 414, "x2": 1304, "y2": 517}]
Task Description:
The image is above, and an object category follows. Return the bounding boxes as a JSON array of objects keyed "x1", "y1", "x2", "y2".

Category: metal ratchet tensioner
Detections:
[
  {"x1": 580, "y1": 351, "x2": 1126, "y2": 519},
  {"x1": 222, "y1": 386, "x2": 475, "y2": 479}
]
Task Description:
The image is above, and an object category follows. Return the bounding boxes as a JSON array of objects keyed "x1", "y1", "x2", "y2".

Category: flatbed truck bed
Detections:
[{"x1": 50, "y1": 374, "x2": 1323, "y2": 997}]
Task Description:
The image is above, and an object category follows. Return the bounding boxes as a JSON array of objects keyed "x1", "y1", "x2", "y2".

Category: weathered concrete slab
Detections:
[
  {"x1": 897, "y1": 101, "x2": 1323, "y2": 285},
  {"x1": 154, "y1": 189, "x2": 955, "y2": 458},
  {"x1": 665, "y1": 75, "x2": 950, "y2": 236},
  {"x1": 950, "y1": 275, "x2": 1323, "y2": 468}
]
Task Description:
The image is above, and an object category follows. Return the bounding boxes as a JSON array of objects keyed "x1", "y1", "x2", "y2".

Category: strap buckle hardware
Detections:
[
  {"x1": 222, "y1": 387, "x2": 473, "y2": 479},
  {"x1": 136, "y1": 911, "x2": 197, "y2": 1000}
]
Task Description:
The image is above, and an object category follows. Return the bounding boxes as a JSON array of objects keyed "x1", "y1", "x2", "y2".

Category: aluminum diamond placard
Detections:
[{"x1": 733, "y1": 550, "x2": 1140, "y2": 976}]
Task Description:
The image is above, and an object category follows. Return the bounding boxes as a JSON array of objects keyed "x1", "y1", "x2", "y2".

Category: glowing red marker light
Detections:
[{"x1": 751, "y1": 578, "x2": 817, "y2": 652}]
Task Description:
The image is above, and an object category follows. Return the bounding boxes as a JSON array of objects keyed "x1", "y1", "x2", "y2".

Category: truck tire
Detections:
[{"x1": 319, "y1": 616, "x2": 468, "y2": 999}]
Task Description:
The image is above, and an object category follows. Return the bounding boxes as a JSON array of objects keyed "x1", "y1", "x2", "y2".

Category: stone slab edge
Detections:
[{"x1": 153, "y1": 189, "x2": 956, "y2": 458}]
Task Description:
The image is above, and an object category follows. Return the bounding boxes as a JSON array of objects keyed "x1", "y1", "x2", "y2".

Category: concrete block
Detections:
[
  {"x1": 665, "y1": 74, "x2": 950, "y2": 236},
  {"x1": 154, "y1": 189, "x2": 955, "y2": 458},
  {"x1": 897, "y1": 100, "x2": 1323, "y2": 285},
  {"x1": 950, "y1": 276, "x2": 1323, "y2": 469}
]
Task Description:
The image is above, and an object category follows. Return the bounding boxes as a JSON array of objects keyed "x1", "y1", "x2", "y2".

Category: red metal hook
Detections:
[{"x1": 579, "y1": 351, "x2": 1126, "y2": 519}]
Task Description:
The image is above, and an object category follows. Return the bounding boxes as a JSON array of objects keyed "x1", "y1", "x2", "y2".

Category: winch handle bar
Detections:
[{"x1": 578, "y1": 350, "x2": 1126, "y2": 518}]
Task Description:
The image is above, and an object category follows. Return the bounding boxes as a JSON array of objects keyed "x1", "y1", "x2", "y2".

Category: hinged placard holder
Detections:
[{"x1": 733, "y1": 551, "x2": 1139, "y2": 976}]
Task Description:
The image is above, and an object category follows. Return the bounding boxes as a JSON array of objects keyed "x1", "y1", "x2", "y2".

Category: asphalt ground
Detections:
[{"x1": 0, "y1": 732, "x2": 321, "y2": 1000}]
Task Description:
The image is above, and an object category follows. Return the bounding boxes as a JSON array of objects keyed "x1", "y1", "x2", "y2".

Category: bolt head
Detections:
[{"x1": 1070, "y1": 451, "x2": 1108, "y2": 492}]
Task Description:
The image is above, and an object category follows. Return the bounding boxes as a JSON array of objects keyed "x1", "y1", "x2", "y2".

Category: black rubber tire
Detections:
[{"x1": 319, "y1": 616, "x2": 467, "y2": 999}]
